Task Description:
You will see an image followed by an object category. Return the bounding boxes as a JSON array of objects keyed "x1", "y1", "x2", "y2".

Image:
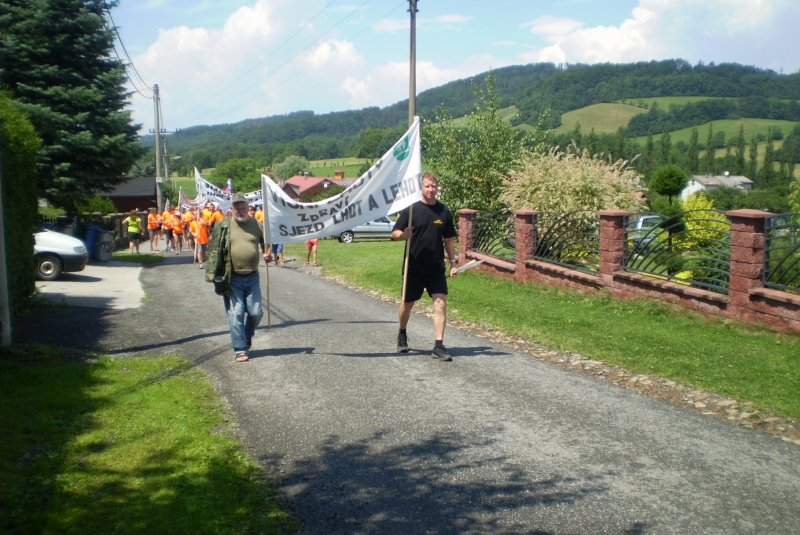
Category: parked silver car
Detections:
[
  {"x1": 34, "y1": 230, "x2": 89, "y2": 280},
  {"x1": 337, "y1": 216, "x2": 396, "y2": 243}
]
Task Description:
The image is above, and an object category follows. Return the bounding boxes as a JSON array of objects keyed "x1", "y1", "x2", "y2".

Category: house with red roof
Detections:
[{"x1": 282, "y1": 174, "x2": 334, "y2": 201}]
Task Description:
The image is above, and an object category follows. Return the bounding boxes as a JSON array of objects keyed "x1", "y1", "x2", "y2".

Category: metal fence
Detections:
[
  {"x1": 763, "y1": 214, "x2": 800, "y2": 294},
  {"x1": 533, "y1": 211, "x2": 600, "y2": 274},
  {"x1": 624, "y1": 210, "x2": 731, "y2": 294},
  {"x1": 472, "y1": 210, "x2": 516, "y2": 262}
]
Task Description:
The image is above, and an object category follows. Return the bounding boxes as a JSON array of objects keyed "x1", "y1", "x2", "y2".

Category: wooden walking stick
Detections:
[
  {"x1": 263, "y1": 202, "x2": 272, "y2": 327},
  {"x1": 400, "y1": 204, "x2": 414, "y2": 301}
]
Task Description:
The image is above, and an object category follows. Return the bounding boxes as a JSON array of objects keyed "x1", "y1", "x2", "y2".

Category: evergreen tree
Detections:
[
  {"x1": 735, "y1": 125, "x2": 746, "y2": 175},
  {"x1": 571, "y1": 121, "x2": 582, "y2": 149},
  {"x1": 614, "y1": 126, "x2": 625, "y2": 161},
  {"x1": 762, "y1": 127, "x2": 775, "y2": 187},
  {"x1": 785, "y1": 136, "x2": 797, "y2": 181},
  {"x1": 660, "y1": 129, "x2": 671, "y2": 166},
  {"x1": 724, "y1": 139, "x2": 734, "y2": 173},
  {"x1": 747, "y1": 135, "x2": 759, "y2": 179},
  {"x1": 586, "y1": 127, "x2": 597, "y2": 157},
  {"x1": 687, "y1": 127, "x2": 699, "y2": 174},
  {"x1": 641, "y1": 128, "x2": 654, "y2": 178},
  {"x1": 704, "y1": 123, "x2": 715, "y2": 174},
  {"x1": 0, "y1": 0, "x2": 142, "y2": 210}
]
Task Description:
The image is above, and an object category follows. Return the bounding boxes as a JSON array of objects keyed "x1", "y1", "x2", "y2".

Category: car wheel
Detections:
[
  {"x1": 36, "y1": 254, "x2": 62, "y2": 281},
  {"x1": 339, "y1": 231, "x2": 354, "y2": 243}
]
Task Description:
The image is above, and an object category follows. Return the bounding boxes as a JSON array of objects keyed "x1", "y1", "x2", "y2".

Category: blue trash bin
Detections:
[{"x1": 85, "y1": 224, "x2": 103, "y2": 259}]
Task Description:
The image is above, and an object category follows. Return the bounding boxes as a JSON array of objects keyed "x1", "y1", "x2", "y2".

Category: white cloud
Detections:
[
  {"x1": 373, "y1": 19, "x2": 407, "y2": 34},
  {"x1": 519, "y1": 0, "x2": 800, "y2": 69},
  {"x1": 342, "y1": 61, "x2": 460, "y2": 108},
  {"x1": 299, "y1": 39, "x2": 364, "y2": 73},
  {"x1": 521, "y1": 15, "x2": 583, "y2": 43},
  {"x1": 435, "y1": 14, "x2": 472, "y2": 24}
]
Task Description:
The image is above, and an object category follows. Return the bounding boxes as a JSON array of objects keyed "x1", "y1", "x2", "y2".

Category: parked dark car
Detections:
[
  {"x1": 34, "y1": 230, "x2": 89, "y2": 280},
  {"x1": 337, "y1": 216, "x2": 396, "y2": 243}
]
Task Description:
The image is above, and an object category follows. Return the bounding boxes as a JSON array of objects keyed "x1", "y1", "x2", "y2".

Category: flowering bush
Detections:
[{"x1": 501, "y1": 147, "x2": 646, "y2": 213}]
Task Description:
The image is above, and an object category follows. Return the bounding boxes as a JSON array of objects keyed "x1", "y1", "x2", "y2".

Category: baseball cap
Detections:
[{"x1": 231, "y1": 193, "x2": 247, "y2": 204}]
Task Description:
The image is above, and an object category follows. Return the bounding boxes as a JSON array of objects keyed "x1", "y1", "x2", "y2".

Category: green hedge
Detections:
[{"x1": 0, "y1": 94, "x2": 41, "y2": 331}]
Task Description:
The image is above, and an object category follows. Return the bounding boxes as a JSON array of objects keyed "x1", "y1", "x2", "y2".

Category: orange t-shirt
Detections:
[
  {"x1": 211, "y1": 211, "x2": 224, "y2": 225},
  {"x1": 201, "y1": 208, "x2": 213, "y2": 222},
  {"x1": 182, "y1": 211, "x2": 195, "y2": 225},
  {"x1": 172, "y1": 217, "x2": 183, "y2": 234},
  {"x1": 191, "y1": 220, "x2": 209, "y2": 245},
  {"x1": 147, "y1": 213, "x2": 160, "y2": 230},
  {"x1": 163, "y1": 213, "x2": 174, "y2": 230},
  {"x1": 255, "y1": 210, "x2": 264, "y2": 223}
]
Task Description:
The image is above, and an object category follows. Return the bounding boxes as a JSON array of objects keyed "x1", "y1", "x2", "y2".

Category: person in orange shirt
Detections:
[
  {"x1": 255, "y1": 206, "x2": 264, "y2": 223},
  {"x1": 147, "y1": 208, "x2": 161, "y2": 251},
  {"x1": 190, "y1": 217, "x2": 209, "y2": 268},
  {"x1": 210, "y1": 203, "x2": 224, "y2": 230},
  {"x1": 172, "y1": 211, "x2": 184, "y2": 254},
  {"x1": 201, "y1": 201, "x2": 214, "y2": 223},
  {"x1": 163, "y1": 208, "x2": 175, "y2": 252},
  {"x1": 181, "y1": 209, "x2": 195, "y2": 249}
]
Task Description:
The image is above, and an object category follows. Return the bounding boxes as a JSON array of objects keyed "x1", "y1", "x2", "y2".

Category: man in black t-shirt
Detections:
[{"x1": 392, "y1": 172, "x2": 459, "y2": 361}]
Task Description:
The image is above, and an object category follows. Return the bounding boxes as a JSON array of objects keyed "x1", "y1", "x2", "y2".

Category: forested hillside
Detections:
[{"x1": 153, "y1": 60, "x2": 800, "y2": 174}]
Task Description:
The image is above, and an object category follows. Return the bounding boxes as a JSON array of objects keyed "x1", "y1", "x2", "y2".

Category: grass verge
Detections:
[
  {"x1": 286, "y1": 240, "x2": 800, "y2": 420},
  {"x1": 112, "y1": 252, "x2": 165, "y2": 264},
  {"x1": 0, "y1": 346, "x2": 297, "y2": 534}
]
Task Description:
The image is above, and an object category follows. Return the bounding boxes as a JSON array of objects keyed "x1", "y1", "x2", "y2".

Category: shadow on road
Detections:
[{"x1": 267, "y1": 430, "x2": 630, "y2": 534}]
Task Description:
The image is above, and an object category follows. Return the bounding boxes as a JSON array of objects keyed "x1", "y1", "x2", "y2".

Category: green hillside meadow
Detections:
[{"x1": 554, "y1": 103, "x2": 646, "y2": 134}]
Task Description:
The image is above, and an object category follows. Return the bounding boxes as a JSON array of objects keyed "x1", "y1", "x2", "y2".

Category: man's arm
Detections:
[{"x1": 444, "y1": 237, "x2": 458, "y2": 277}]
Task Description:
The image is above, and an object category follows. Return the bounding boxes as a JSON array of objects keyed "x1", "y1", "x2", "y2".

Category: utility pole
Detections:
[
  {"x1": 0, "y1": 147, "x2": 11, "y2": 346},
  {"x1": 153, "y1": 84, "x2": 163, "y2": 211},
  {"x1": 408, "y1": 0, "x2": 418, "y2": 127}
]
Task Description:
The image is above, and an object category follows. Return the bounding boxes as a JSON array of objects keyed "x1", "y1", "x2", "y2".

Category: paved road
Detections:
[{"x1": 19, "y1": 258, "x2": 800, "y2": 534}]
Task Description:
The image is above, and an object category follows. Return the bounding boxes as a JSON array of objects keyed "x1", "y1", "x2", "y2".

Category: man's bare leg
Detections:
[{"x1": 432, "y1": 294, "x2": 447, "y2": 341}]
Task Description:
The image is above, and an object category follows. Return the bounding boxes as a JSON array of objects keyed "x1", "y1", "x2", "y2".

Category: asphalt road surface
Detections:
[{"x1": 20, "y1": 257, "x2": 800, "y2": 534}]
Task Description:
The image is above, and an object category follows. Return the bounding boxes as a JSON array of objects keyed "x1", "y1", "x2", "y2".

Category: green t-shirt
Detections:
[
  {"x1": 229, "y1": 217, "x2": 263, "y2": 274},
  {"x1": 124, "y1": 216, "x2": 142, "y2": 234}
]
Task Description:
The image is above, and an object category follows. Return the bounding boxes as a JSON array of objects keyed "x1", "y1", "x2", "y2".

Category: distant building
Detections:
[
  {"x1": 680, "y1": 173, "x2": 753, "y2": 202},
  {"x1": 281, "y1": 175, "x2": 333, "y2": 201},
  {"x1": 97, "y1": 176, "x2": 157, "y2": 213}
]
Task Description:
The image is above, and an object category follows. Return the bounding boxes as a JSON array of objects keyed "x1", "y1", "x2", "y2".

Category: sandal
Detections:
[
  {"x1": 235, "y1": 352, "x2": 249, "y2": 362},
  {"x1": 312, "y1": 263, "x2": 318, "y2": 267}
]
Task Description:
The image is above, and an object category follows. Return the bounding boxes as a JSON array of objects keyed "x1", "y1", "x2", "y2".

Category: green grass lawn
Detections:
[
  {"x1": 554, "y1": 103, "x2": 646, "y2": 135},
  {"x1": 620, "y1": 96, "x2": 732, "y2": 109},
  {"x1": 634, "y1": 118, "x2": 799, "y2": 147},
  {"x1": 285, "y1": 240, "x2": 800, "y2": 420},
  {"x1": 112, "y1": 252, "x2": 165, "y2": 264},
  {"x1": 0, "y1": 347, "x2": 296, "y2": 534}
]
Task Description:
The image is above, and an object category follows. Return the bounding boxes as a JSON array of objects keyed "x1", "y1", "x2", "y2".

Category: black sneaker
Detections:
[
  {"x1": 432, "y1": 345, "x2": 452, "y2": 362},
  {"x1": 397, "y1": 332, "x2": 409, "y2": 353}
]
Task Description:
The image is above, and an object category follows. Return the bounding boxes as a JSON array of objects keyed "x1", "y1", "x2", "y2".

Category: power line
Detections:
[
  {"x1": 170, "y1": 0, "x2": 342, "y2": 124},
  {"x1": 104, "y1": 5, "x2": 152, "y2": 93},
  {"x1": 198, "y1": 1, "x2": 406, "y2": 126},
  {"x1": 178, "y1": 0, "x2": 405, "y2": 128}
]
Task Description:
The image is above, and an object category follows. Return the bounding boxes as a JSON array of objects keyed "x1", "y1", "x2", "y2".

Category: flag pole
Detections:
[
  {"x1": 262, "y1": 187, "x2": 272, "y2": 327},
  {"x1": 400, "y1": 206, "x2": 413, "y2": 301}
]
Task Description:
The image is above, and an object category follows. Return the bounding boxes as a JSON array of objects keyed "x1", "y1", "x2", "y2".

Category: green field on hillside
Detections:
[
  {"x1": 555, "y1": 103, "x2": 646, "y2": 134},
  {"x1": 451, "y1": 106, "x2": 519, "y2": 127},
  {"x1": 633, "y1": 118, "x2": 798, "y2": 146},
  {"x1": 619, "y1": 96, "x2": 731, "y2": 109}
]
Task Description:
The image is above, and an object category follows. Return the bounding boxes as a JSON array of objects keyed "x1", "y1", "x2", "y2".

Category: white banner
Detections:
[
  {"x1": 194, "y1": 168, "x2": 232, "y2": 212},
  {"x1": 261, "y1": 117, "x2": 422, "y2": 244}
]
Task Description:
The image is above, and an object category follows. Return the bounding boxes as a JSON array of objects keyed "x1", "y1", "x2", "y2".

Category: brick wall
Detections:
[{"x1": 457, "y1": 209, "x2": 800, "y2": 335}]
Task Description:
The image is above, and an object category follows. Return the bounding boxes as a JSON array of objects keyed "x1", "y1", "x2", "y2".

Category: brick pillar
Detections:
[
  {"x1": 598, "y1": 210, "x2": 631, "y2": 287},
  {"x1": 457, "y1": 209, "x2": 478, "y2": 265},
  {"x1": 726, "y1": 209, "x2": 771, "y2": 310},
  {"x1": 514, "y1": 210, "x2": 538, "y2": 280}
]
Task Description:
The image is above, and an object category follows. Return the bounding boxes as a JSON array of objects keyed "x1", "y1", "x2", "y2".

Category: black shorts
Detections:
[
  {"x1": 403, "y1": 262, "x2": 448, "y2": 302},
  {"x1": 128, "y1": 232, "x2": 140, "y2": 241},
  {"x1": 164, "y1": 229, "x2": 173, "y2": 240}
]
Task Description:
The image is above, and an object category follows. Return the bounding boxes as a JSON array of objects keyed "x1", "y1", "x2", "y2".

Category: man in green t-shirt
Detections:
[{"x1": 209, "y1": 193, "x2": 272, "y2": 362}]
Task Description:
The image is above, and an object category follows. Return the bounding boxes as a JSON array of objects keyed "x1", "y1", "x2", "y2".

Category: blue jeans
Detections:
[{"x1": 223, "y1": 272, "x2": 263, "y2": 355}]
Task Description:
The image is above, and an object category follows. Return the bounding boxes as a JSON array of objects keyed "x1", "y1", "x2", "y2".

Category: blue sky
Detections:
[{"x1": 113, "y1": 0, "x2": 800, "y2": 133}]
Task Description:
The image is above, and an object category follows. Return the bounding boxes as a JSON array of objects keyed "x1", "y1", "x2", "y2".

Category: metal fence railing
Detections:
[
  {"x1": 624, "y1": 210, "x2": 731, "y2": 294},
  {"x1": 763, "y1": 214, "x2": 800, "y2": 294},
  {"x1": 472, "y1": 210, "x2": 516, "y2": 262},
  {"x1": 533, "y1": 211, "x2": 600, "y2": 275}
]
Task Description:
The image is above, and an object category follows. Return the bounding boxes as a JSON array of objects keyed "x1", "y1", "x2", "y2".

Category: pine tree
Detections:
[
  {"x1": 687, "y1": 127, "x2": 699, "y2": 174},
  {"x1": 704, "y1": 123, "x2": 715, "y2": 174},
  {"x1": 747, "y1": 135, "x2": 759, "y2": 180},
  {"x1": 571, "y1": 121, "x2": 582, "y2": 150},
  {"x1": 615, "y1": 127, "x2": 625, "y2": 161},
  {"x1": 762, "y1": 127, "x2": 775, "y2": 187},
  {"x1": 660, "y1": 128, "x2": 671, "y2": 166},
  {"x1": 735, "y1": 124, "x2": 746, "y2": 175},
  {"x1": 0, "y1": 0, "x2": 142, "y2": 210},
  {"x1": 587, "y1": 127, "x2": 597, "y2": 157}
]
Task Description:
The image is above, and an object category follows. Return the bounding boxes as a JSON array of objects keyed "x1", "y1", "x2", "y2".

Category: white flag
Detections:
[
  {"x1": 194, "y1": 168, "x2": 232, "y2": 212},
  {"x1": 261, "y1": 117, "x2": 422, "y2": 244}
]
